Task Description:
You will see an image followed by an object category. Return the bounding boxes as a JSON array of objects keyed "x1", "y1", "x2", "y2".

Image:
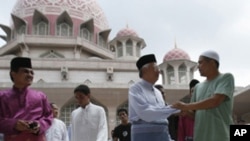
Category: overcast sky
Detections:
[{"x1": 1, "y1": 0, "x2": 250, "y2": 87}]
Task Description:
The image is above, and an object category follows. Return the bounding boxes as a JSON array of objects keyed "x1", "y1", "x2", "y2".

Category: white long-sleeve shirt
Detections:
[
  {"x1": 129, "y1": 79, "x2": 180, "y2": 123},
  {"x1": 46, "y1": 118, "x2": 69, "y2": 141},
  {"x1": 70, "y1": 103, "x2": 108, "y2": 141}
]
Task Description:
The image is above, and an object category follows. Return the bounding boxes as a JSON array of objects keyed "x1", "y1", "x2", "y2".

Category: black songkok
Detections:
[
  {"x1": 136, "y1": 54, "x2": 157, "y2": 70},
  {"x1": 11, "y1": 57, "x2": 32, "y2": 71}
]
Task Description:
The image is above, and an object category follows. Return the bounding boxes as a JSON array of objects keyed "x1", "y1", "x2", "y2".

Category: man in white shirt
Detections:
[
  {"x1": 129, "y1": 54, "x2": 180, "y2": 141},
  {"x1": 70, "y1": 84, "x2": 108, "y2": 141},
  {"x1": 46, "y1": 103, "x2": 69, "y2": 141}
]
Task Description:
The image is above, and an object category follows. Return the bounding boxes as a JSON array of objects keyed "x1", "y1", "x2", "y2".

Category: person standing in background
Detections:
[
  {"x1": 173, "y1": 50, "x2": 235, "y2": 141},
  {"x1": 46, "y1": 103, "x2": 69, "y2": 141},
  {"x1": 113, "y1": 108, "x2": 131, "y2": 141},
  {"x1": 0, "y1": 57, "x2": 52, "y2": 141},
  {"x1": 70, "y1": 84, "x2": 108, "y2": 141},
  {"x1": 177, "y1": 79, "x2": 199, "y2": 141},
  {"x1": 129, "y1": 54, "x2": 180, "y2": 141}
]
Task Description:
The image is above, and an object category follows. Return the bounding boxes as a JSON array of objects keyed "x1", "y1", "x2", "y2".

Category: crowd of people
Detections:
[{"x1": 0, "y1": 49, "x2": 238, "y2": 141}]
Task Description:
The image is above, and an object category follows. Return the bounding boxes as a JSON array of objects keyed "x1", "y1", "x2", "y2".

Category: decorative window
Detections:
[
  {"x1": 57, "y1": 23, "x2": 72, "y2": 37},
  {"x1": 136, "y1": 42, "x2": 141, "y2": 57},
  {"x1": 126, "y1": 39, "x2": 133, "y2": 56},
  {"x1": 35, "y1": 21, "x2": 48, "y2": 35},
  {"x1": 117, "y1": 42, "x2": 123, "y2": 57},
  {"x1": 98, "y1": 36, "x2": 105, "y2": 47},
  {"x1": 18, "y1": 25, "x2": 26, "y2": 34},
  {"x1": 179, "y1": 64, "x2": 187, "y2": 84},
  {"x1": 80, "y1": 28, "x2": 90, "y2": 40},
  {"x1": 60, "y1": 103, "x2": 78, "y2": 127},
  {"x1": 167, "y1": 65, "x2": 175, "y2": 84},
  {"x1": 189, "y1": 68, "x2": 194, "y2": 80}
]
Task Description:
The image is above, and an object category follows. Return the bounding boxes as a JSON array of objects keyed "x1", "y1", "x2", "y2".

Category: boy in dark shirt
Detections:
[{"x1": 113, "y1": 109, "x2": 131, "y2": 141}]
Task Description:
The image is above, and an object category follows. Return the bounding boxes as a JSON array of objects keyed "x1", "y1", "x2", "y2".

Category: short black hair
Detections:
[
  {"x1": 155, "y1": 84, "x2": 163, "y2": 90},
  {"x1": 189, "y1": 79, "x2": 199, "y2": 89},
  {"x1": 117, "y1": 108, "x2": 128, "y2": 115},
  {"x1": 155, "y1": 84, "x2": 164, "y2": 94},
  {"x1": 74, "y1": 84, "x2": 90, "y2": 95}
]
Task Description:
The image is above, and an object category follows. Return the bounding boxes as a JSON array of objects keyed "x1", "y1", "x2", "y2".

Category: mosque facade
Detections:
[{"x1": 0, "y1": 0, "x2": 250, "y2": 137}]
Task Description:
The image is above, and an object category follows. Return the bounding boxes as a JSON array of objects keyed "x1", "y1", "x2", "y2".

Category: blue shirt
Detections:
[{"x1": 129, "y1": 79, "x2": 180, "y2": 123}]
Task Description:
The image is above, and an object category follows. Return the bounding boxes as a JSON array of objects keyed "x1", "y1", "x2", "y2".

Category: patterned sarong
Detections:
[{"x1": 131, "y1": 121, "x2": 171, "y2": 141}]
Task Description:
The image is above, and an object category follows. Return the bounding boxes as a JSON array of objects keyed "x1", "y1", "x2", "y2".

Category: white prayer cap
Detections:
[{"x1": 200, "y1": 50, "x2": 220, "y2": 63}]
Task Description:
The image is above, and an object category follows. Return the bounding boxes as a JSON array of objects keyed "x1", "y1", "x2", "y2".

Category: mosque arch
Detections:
[
  {"x1": 37, "y1": 79, "x2": 45, "y2": 83},
  {"x1": 84, "y1": 79, "x2": 92, "y2": 85},
  {"x1": 56, "y1": 11, "x2": 73, "y2": 37},
  {"x1": 33, "y1": 10, "x2": 49, "y2": 35}
]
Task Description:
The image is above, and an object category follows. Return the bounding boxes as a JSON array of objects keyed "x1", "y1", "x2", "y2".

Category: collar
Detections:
[
  {"x1": 12, "y1": 85, "x2": 29, "y2": 94},
  {"x1": 81, "y1": 102, "x2": 92, "y2": 110},
  {"x1": 141, "y1": 79, "x2": 154, "y2": 87}
]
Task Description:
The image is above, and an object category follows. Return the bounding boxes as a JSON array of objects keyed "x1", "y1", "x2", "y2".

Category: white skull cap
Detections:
[{"x1": 200, "y1": 50, "x2": 219, "y2": 63}]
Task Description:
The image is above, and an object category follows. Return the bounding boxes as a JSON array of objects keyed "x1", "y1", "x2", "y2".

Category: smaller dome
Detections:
[
  {"x1": 116, "y1": 27, "x2": 138, "y2": 37},
  {"x1": 163, "y1": 48, "x2": 190, "y2": 61}
]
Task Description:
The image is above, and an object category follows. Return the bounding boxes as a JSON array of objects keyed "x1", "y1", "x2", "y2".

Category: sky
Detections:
[{"x1": 1, "y1": 0, "x2": 250, "y2": 87}]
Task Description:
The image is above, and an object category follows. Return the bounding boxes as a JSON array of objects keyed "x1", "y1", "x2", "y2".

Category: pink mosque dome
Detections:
[
  {"x1": 163, "y1": 46, "x2": 190, "y2": 62},
  {"x1": 116, "y1": 26, "x2": 138, "y2": 37},
  {"x1": 11, "y1": 0, "x2": 109, "y2": 31}
]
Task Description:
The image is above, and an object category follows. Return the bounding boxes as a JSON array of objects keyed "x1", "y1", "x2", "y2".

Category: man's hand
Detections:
[
  {"x1": 172, "y1": 101, "x2": 188, "y2": 111},
  {"x1": 14, "y1": 120, "x2": 30, "y2": 132}
]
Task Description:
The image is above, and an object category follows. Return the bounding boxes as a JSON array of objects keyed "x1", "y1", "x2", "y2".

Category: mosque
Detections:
[{"x1": 0, "y1": 0, "x2": 249, "y2": 137}]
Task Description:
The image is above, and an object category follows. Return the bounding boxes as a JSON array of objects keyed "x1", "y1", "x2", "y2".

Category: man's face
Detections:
[
  {"x1": 145, "y1": 62, "x2": 160, "y2": 82},
  {"x1": 118, "y1": 111, "x2": 128, "y2": 122},
  {"x1": 11, "y1": 67, "x2": 34, "y2": 86},
  {"x1": 198, "y1": 56, "x2": 212, "y2": 77},
  {"x1": 51, "y1": 104, "x2": 59, "y2": 118},
  {"x1": 74, "y1": 92, "x2": 90, "y2": 107}
]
